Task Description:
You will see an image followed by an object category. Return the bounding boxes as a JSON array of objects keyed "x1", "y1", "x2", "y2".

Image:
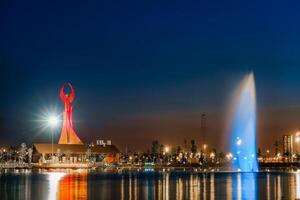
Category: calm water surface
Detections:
[{"x1": 0, "y1": 169, "x2": 299, "y2": 199}]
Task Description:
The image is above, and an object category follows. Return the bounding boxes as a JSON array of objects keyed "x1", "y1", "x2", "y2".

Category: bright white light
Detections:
[
  {"x1": 48, "y1": 115, "x2": 59, "y2": 127},
  {"x1": 297, "y1": 171, "x2": 300, "y2": 199},
  {"x1": 165, "y1": 146, "x2": 170, "y2": 153},
  {"x1": 47, "y1": 172, "x2": 65, "y2": 200},
  {"x1": 236, "y1": 137, "x2": 242, "y2": 146},
  {"x1": 296, "y1": 137, "x2": 300, "y2": 143},
  {"x1": 226, "y1": 153, "x2": 233, "y2": 160}
]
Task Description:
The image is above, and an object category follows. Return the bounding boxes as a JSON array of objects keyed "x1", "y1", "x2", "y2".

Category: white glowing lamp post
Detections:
[
  {"x1": 48, "y1": 116, "x2": 59, "y2": 127},
  {"x1": 48, "y1": 115, "x2": 59, "y2": 161}
]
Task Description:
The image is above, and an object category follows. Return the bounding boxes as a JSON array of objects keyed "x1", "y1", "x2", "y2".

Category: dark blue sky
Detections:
[{"x1": 1, "y1": 0, "x2": 300, "y2": 151}]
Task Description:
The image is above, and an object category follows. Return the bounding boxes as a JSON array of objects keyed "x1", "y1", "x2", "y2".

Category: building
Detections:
[
  {"x1": 283, "y1": 135, "x2": 293, "y2": 162},
  {"x1": 33, "y1": 142, "x2": 119, "y2": 164}
]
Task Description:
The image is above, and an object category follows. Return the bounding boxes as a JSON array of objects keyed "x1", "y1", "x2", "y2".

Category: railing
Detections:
[
  {"x1": 0, "y1": 162, "x2": 30, "y2": 169},
  {"x1": 33, "y1": 162, "x2": 93, "y2": 169}
]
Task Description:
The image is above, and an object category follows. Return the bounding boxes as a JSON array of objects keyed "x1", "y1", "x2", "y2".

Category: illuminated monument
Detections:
[
  {"x1": 229, "y1": 72, "x2": 258, "y2": 172},
  {"x1": 58, "y1": 83, "x2": 83, "y2": 144},
  {"x1": 32, "y1": 83, "x2": 120, "y2": 165}
]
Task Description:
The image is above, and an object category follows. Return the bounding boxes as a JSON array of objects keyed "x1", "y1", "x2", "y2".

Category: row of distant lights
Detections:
[{"x1": 45, "y1": 116, "x2": 254, "y2": 162}]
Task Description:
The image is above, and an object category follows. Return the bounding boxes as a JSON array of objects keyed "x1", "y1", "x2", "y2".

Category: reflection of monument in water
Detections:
[
  {"x1": 47, "y1": 172, "x2": 87, "y2": 200},
  {"x1": 229, "y1": 72, "x2": 258, "y2": 172},
  {"x1": 58, "y1": 83, "x2": 83, "y2": 144},
  {"x1": 59, "y1": 173, "x2": 87, "y2": 200}
]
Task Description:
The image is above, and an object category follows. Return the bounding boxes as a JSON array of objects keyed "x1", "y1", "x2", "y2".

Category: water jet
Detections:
[{"x1": 229, "y1": 72, "x2": 258, "y2": 172}]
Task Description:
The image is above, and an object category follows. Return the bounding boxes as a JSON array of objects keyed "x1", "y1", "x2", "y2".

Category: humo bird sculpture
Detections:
[{"x1": 58, "y1": 83, "x2": 83, "y2": 144}]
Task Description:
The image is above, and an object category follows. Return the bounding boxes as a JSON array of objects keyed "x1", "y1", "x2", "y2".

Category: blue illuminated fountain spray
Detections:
[{"x1": 230, "y1": 72, "x2": 258, "y2": 172}]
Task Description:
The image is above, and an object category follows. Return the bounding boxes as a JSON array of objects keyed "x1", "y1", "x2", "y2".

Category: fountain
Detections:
[{"x1": 229, "y1": 72, "x2": 258, "y2": 172}]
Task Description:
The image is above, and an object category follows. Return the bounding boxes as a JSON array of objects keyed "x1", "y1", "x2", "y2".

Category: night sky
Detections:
[{"x1": 1, "y1": 0, "x2": 300, "y2": 152}]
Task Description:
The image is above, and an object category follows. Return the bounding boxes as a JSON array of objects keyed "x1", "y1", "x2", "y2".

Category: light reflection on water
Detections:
[
  {"x1": 296, "y1": 173, "x2": 300, "y2": 199},
  {"x1": 47, "y1": 172, "x2": 65, "y2": 200},
  {"x1": 1, "y1": 170, "x2": 300, "y2": 199}
]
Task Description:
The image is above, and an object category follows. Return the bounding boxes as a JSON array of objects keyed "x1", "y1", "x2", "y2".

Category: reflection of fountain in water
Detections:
[
  {"x1": 229, "y1": 72, "x2": 258, "y2": 172},
  {"x1": 229, "y1": 173, "x2": 257, "y2": 200}
]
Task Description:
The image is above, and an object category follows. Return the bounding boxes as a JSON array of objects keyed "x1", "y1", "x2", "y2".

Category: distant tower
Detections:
[
  {"x1": 58, "y1": 83, "x2": 83, "y2": 144},
  {"x1": 283, "y1": 135, "x2": 293, "y2": 162},
  {"x1": 201, "y1": 114, "x2": 207, "y2": 149}
]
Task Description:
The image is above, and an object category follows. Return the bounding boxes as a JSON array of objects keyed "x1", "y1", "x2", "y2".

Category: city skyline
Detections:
[
  {"x1": 2, "y1": 1, "x2": 300, "y2": 199},
  {"x1": 2, "y1": 1, "x2": 300, "y2": 151}
]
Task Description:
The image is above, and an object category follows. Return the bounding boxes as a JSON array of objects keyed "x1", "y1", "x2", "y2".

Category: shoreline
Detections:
[{"x1": 1, "y1": 162, "x2": 300, "y2": 173}]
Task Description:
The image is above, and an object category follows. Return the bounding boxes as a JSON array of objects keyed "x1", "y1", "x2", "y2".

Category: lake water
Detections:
[{"x1": 0, "y1": 169, "x2": 299, "y2": 199}]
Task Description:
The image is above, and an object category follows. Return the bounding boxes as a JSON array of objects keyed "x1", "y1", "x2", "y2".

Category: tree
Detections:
[
  {"x1": 56, "y1": 148, "x2": 62, "y2": 161},
  {"x1": 28, "y1": 148, "x2": 33, "y2": 164},
  {"x1": 191, "y1": 140, "x2": 197, "y2": 154},
  {"x1": 151, "y1": 140, "x2": 159, "y2": 155},
  {"x1": 86, "y1": 148, "x2": 92, "y2": 161},
  {"x1": 98, "y1": 153, "x2": 105, "y2": 162},
  {"x1": 7, "y1": 147, "x2": 14, "y2": 161},
  {"x1": 218, "y1": 152, "x2": 225, "y2": 162},
  {"x1": 274, "y1": 140, "x2": 280, "y2": 155},
  {"x1": 212, "y1": 148, "x2": 217, "y2": 154},
  {"x1": 184, "y1": 139, "x2": 188, "y2": 152},
  {"x1": 176, "y1": 146, "x2": 182, "y2": 154},
  {"x1": 65, "y1": 150, "x2": 71, "y2": 161},
  {"x1": 19, "y1": 143, "x2": 27, "y2": 163},
  {"x1": 257, "y1": 148, "x2": 262, "y2": 158},
  {"x1": 159, "y1": 144, "x2": 165, "y2": 155},
  {"x1": 0, "y1": 150, "x2": 3, "y2": 162}
]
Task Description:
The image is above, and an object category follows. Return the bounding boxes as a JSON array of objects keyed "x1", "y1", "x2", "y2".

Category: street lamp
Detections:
[
  {"x1": 164, "y1": 146, "x2": 170, "y2": 153},
  {"x1": 48, "y1": 116, "x2": 58, "y2": 127},
  {"x1": 164, "y1": 146, "x2": 170, "y2": 164},
  {"x1": 266, "y1": 149, "x2": 270, "y2": 161},
  {"x1": 47, "y1": 115, "x2": 58, "y2": 162}
]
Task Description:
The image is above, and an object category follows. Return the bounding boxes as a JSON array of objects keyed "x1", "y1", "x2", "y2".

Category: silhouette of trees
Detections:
[
  {"x1": 191, "y1": 140, "x2": 197, "y2": 153},
  {"x1": 151, "y1": 140, "x2": 159, "y2": 155}
]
